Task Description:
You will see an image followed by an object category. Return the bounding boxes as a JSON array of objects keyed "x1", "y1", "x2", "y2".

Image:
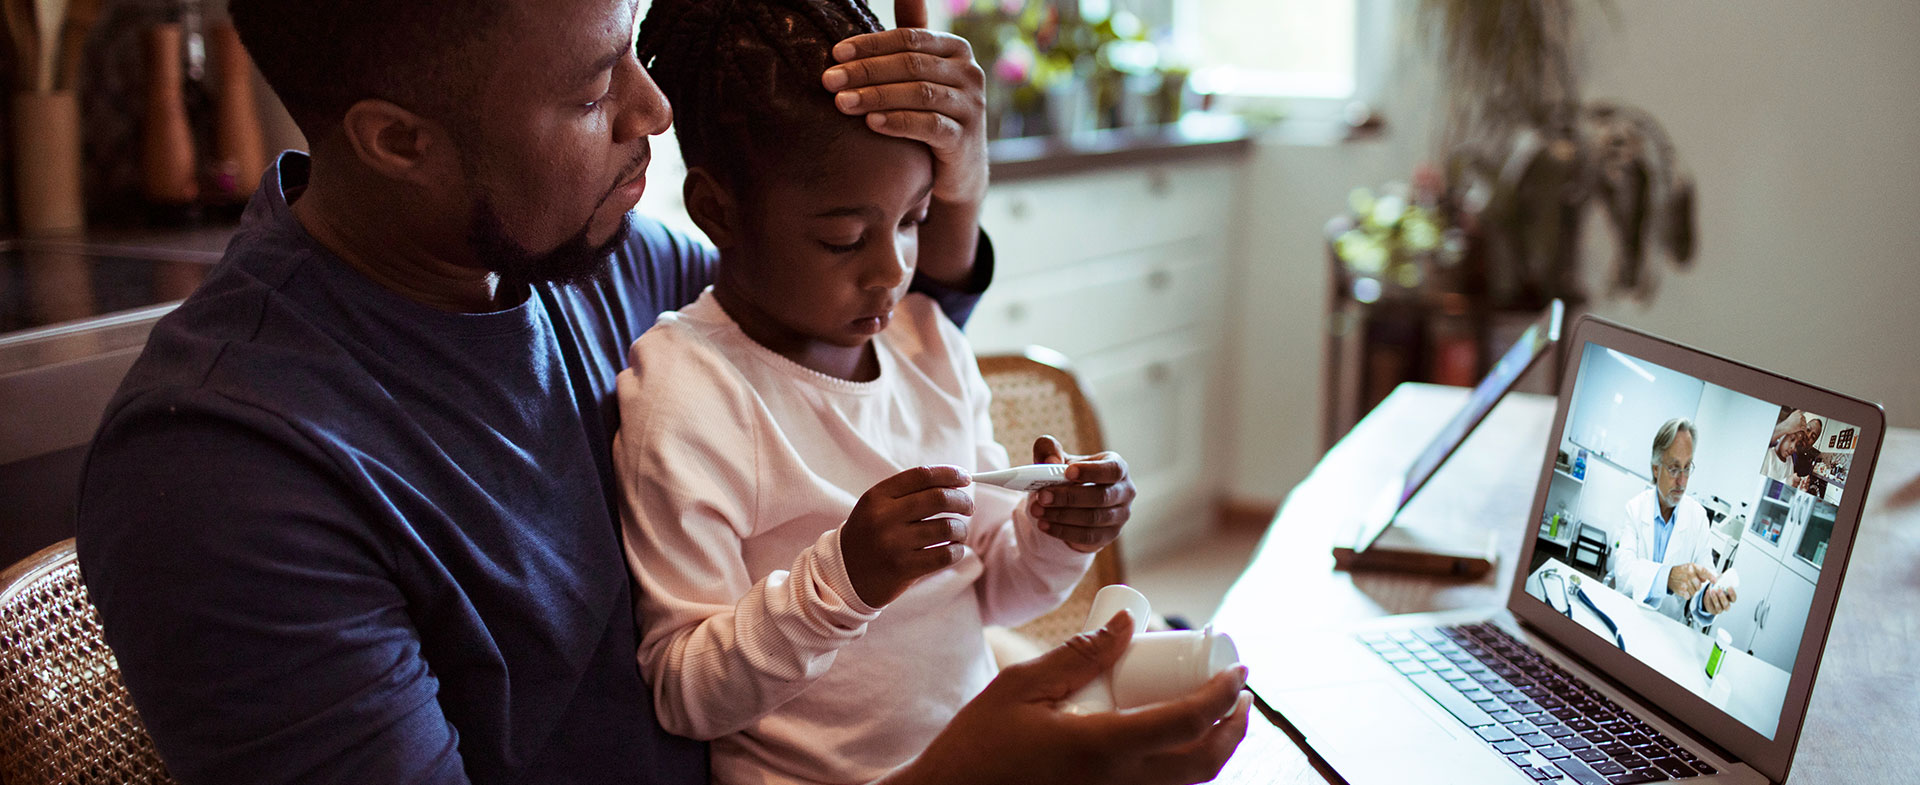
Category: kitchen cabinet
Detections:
[
  {"x1": 1722, "y1": 496, "x2": 1822, "y2": 673},
  {"x1": 1748, "y1": 566, "x2": 1814, "y2": 673},
  {"x1": 1721, "y1": 542, "x2": 1779, "y2": 656},
  {"x1": 969, "y1": 155, "x2": 1246, "y2": 560},
  {"x1": 1742, "y1": 476, "x2": 1833, "y2": 581},
  {"x1": 1743, "y1": 479, "x2": 1803, "y2": 564},
  {"x1": 1, "y1": 238, "x2": 222, "y2": 566},
  {"x1": 1785, "y1": 498, "x2": 1835, "y2": 583}
]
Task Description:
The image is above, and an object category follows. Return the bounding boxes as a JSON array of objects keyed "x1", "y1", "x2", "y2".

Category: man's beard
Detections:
[
  {"x1": 456, "y1": 137, "x2": 646, "y2": 293},
  {"x1": 468, "y1": 194, "x2": 629, "y2": 293}
]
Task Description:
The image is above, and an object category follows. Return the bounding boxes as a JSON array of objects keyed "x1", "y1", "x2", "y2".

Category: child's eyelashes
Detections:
[{"x1": 819, "y1": 213, "x2": 926, "y2": 253}]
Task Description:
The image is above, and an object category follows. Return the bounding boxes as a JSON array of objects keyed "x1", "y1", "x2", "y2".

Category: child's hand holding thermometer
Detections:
[{"x1": 984, "y1": 436, "x2": 1138, "y2": 554}]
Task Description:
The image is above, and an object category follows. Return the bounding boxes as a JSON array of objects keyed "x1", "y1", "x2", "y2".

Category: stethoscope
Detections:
[{"x1": 1543, "y1": 568, "x2": 1627, "y2": 651}]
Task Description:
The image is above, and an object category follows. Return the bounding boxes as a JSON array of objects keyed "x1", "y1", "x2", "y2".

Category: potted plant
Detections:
[{"x1": 1422, "y1": 0, "x2": 1695, "y2": 307}]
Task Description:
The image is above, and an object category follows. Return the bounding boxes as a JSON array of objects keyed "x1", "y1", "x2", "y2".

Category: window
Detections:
[{"x1": 1174, "y1": 0, "x2": 1389, "y2": 124}]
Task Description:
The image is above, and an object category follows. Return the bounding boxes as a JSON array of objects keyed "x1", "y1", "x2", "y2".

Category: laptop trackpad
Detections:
[{"x1": 1278, "y1": 681, "x2": 1518, "y2": 783}]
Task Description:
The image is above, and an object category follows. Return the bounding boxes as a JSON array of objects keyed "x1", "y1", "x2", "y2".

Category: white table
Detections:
[{"x1": 1522, "y1": 557, "x2": 1790, "y2": 737}]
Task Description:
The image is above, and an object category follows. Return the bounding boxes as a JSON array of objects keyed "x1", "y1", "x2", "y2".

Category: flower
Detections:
[
  {"x1": 1400, "y1": 208, "x2": 1440, "y2": 252},
  {"x1": 1335, "y1": 230, "x2": 1388, "y2": 275},
  {"x1": 993, "y1": 39, "x2": 1034, "y2": 84},
  {"x1": 1332, "y1": 176, "x2": 1460, "y2": 295},
  {"x1": 1369, "y1": 193, "x2": 1408, "y2": 228}
]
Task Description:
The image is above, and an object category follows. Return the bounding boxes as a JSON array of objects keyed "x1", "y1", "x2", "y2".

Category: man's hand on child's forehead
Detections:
[{"x1": 894, "y1": 0, "x2": 927, "y2": 29}]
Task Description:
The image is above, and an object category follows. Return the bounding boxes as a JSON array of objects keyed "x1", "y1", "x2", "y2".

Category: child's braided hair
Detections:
[{"x1": 637, "y1": 0, "x2": 885, "y2": 186}]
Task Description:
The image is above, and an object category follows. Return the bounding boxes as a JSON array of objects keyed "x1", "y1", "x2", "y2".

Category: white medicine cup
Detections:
[{"x1": 1107, "y1": 626, "x2": 1241, "y2": 709}]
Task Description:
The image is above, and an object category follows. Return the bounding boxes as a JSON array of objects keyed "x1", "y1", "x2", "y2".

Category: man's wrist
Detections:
[
  {"x1": 913, "y1": 196, "x2": 986, "y2": 290},
  {"x1": 934, "y1": 174, "x2": 988, "y2": 208}
]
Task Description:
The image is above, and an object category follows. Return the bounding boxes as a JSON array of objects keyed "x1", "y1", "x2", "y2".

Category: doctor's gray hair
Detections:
[{"x1": 1650, "y1": 418, "x2": 1698, "y2": 468}]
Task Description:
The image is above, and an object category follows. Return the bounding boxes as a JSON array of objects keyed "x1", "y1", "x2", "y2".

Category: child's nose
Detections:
[{"x1": 862, "y1": 240, "x2": 911, "y2": 290}]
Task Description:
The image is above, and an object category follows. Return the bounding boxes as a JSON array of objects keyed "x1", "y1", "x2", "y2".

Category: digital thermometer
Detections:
[{"x1": 971, "y1": 464, "x2": 1071, "y2": 491}]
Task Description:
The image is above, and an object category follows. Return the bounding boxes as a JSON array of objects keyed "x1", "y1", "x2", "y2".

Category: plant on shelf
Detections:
[
  {"x1": 1422, "y1": 0, "x2": 1696, "y2": 307},
  {"x1": 948, "y1": 0, "x2": 1184, "y2": 139},
  {"x1": 1328, "y1": 164, "x2": 1468, "y2": 305}
]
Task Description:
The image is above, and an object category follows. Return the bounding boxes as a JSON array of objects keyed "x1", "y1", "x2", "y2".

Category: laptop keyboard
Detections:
[{"x1": 1359, "y1": 623, "x2": 1722, "y2": 784}]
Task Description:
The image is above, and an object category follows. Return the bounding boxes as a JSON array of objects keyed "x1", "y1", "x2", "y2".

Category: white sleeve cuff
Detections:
[
  {"x1": 818, "y1": 527, "x2": 883, "y2": 618},
  {"x1": 1649, "y1": 563, "x2": 1676, "y2": 606}
]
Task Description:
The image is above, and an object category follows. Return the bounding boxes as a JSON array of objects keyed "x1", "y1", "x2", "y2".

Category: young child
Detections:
[{"x1": 614, "y1": 1, "x2": 1134, "y2": 783}]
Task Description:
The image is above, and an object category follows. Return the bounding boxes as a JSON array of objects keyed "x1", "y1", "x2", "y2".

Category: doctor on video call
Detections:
[{"x1": 1607, "y1": 418, "x2": 1738, "y2": 624}]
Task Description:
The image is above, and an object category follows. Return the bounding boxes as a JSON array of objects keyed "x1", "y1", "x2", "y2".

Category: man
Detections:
[
  {"x1": 1760, "y1": 410, "x2": 1822, "y2": 490},
  {"x1": 1608, "y1": 418, "x2": 1737, "y2": 625},
  {"x1": 1794, "y1": 418, "x2": 1829, "y2": 497},
  {"x1": 74, "y1": 1, "x2": 1248, "y2": 783},
  {"x1": 1797, "y1": 417, "x2": 1825, "y2": 463}
]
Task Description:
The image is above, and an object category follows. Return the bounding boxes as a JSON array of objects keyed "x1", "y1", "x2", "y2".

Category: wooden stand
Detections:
[
  {"x1": 1320, "y1": 221, "x2": 1576, "y2": 452},
  {"x1": 1331, "y1": 515, "x2": 1500, "y2": 579}
]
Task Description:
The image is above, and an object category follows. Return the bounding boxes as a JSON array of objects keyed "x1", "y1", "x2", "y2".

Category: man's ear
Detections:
[
  {"x1": 339, "y1": 98, "x2": 455, "y2": 187},
  {"x1": 684, "y1": 167, "x2": 741, "y2": 249}
]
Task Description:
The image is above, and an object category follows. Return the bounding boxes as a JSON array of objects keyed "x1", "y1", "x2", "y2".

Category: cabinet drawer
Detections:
[
  {"x1": 983, "y1": 161, "x2": 1236, "y2": 277},
  {"x1": 1076, "y1": 337, "x2": 1220, "y2": 559},
  {"x1": 966, "y1": 239, "x2": 1228, "y2": 360},
  {"x1": 1123, "y1": 478, "x2": 1212, "y2": 564}
]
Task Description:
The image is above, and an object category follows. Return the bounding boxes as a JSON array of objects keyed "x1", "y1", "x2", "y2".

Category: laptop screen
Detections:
[{"x1": 1520, "y1": 341, "x2": 1861, "y2": 741}]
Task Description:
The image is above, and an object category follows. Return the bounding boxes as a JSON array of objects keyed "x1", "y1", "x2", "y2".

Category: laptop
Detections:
[
  {"x1": 1240, "y1": 315, "x2": 1885, "y2": 785},
  {"x1": 1333, "y1": 299, "x2": 1564, "y2": 576}
]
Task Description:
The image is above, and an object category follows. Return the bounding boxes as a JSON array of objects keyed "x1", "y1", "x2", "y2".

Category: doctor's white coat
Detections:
[{"x1": 1607, "y1": 488, "x2": 1715, "y2": 621}]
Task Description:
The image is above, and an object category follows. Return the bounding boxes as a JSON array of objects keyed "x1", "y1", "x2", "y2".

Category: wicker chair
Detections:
[
  {"x1": 0, "y1": 539, "x2": 176, "y2": 785},
  {"x1": 977, "y1": 347, "x2": 1127, "y2": 652}
]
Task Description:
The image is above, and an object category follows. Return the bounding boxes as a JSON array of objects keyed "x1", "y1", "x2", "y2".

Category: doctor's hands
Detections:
[
  {"x1": 1668, "y1": 563, "x2": 1710, "y2": 599},
  {"x1": 1701, "y1": 583, "x2": 1737, "y2": 615},
  {"x1": 1669, "y1": 563, "x2": 1737, "y2": 614},
  {"x1": 841, "y1": 465, "x2": 974, "y2": 608},
  {"x1": 1030, "y1": 435, "x2": 1137, "y2": 553},
  {"x1": 883, "y1": 611, "x2": 1252, "y2": 785}
]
